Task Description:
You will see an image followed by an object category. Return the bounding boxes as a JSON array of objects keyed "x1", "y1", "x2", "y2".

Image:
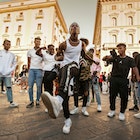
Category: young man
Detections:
[
  {"x1": 102, "y1": 43, "x2": 140, "y2": 121},
  {"x1": 26, "y1": 37, "x2": 43, "y2": 108},
  {"x1": 41, "y1": 22, "x2": 86, "y2": 134},
  {"x1": 0, "y1": 39, "x2": 18, "y2": 107}
]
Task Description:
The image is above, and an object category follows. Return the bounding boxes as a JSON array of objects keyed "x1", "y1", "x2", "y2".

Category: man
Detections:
[
  {"x1": 102, "y1": 43, "x2": 140, "y2": 121},
  {"x1": 0, "y1": 39, "x2": 18, "y2": 107},
  {"x1": 26, "y1": 37, "x2": 43, "y2": 108},
  {"x1": 129, "y1": 52, "x2": 139, "y2": 112},
  {"x1": 41, "y1": 22, "x2": 87, "y2": 134}
]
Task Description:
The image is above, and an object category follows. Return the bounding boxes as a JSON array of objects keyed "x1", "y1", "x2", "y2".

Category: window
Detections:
[
  {"x1": 128, "y1": 4, "x2": 132, "y2": 8},
  {"x1": 128, "y1": 34, "x2": 133, "y2": 44},
  {"x1": 112, "y1": 35, "x2": 117, "y2": 43},
  {"x1": 112, "y1": 17, "x2": 117, "y2": 26},
  {"x1": 39, "y1": 10, "x2": 43, "y2": 15},
  {"x1": 37, "y1": 23, "x2": 41, "y2": 30},
  {"x1": 18, "y1": 25, "x2": 22, "y2": 32},
  {"x1": 19, "y1": 12, "x2": 23, "y2": 17},
  {"x1": 16, "y1": 38, "x2": 20, "y2": 46},
  {"x1": 128, "y1": 16, "x2": 133, "y2": 25},
  {"x1": 112, "y1": 5, "x2": 116, "y2": 10},
  {"x1": 5, "y1": 26, "x2": 9, "y2": 33},
  {"x1": 7, "y1": 14, "x2": 11, "y2": 19}
]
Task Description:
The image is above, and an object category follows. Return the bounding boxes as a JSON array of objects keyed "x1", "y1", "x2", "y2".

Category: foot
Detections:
[
  {"x1": 36, "y1": 101, "x2": 40, "y2": 108},
  {"x1": 119, "y1": 113, "x2": 125, "y2": 121},
  {"x1": 41, "y1": 92, "x2": 62, "y2": 119},
  {"x1": 26, "y1": 102, "x2": 34, "y2": 108},
  {"x1": 1, "y1": 90, "x2": 6, "y2": 94},
  {"x1": 63, "y1": 118, "x2": 72, "y2": 134},
  {"x1": 10, "y1": 102, "x2": 19, "y2": 108},
  {"x1": 45, "y1": 108, "x2": 48, "y2": 113},
  {"x1": 107, "y1": 110, "x2": 115, "y2": 118},
  {"x1": 70, "y1": 106, "x2": 79, "y2": 115},
  {"x1": 97, "y1": 105, "x2": 102, "y2": 112},
  {"x1": 82, "y1": 107, "x2": 89, "y2": 116},
  {"x1": 134, "y1": 113, "x2": 140, "y2": 119},
  {"x1": 86, "y1": 102, "x2": 90, "y2": 107},
  {"x1": 129, "y1": 105, "x2": 139, "y2": 112}
]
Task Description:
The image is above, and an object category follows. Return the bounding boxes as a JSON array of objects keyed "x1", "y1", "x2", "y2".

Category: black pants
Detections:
[
  {"x1": 43, "y1": 71, "x2": 57, "y2": 95},
  {"x1": 109, "y1": 77, "x2": 128, "y2": 113},
  {"x1": 58, "y1": 62, "x2": 79, "y2": 119}
]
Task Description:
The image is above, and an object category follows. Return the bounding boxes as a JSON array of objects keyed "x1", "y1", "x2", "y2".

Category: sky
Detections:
[{"x1": 58, "y1": 0, "x2": 98, "y2": 45}]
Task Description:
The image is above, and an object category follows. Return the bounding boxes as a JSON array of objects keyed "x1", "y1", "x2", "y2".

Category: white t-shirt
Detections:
[
  {"x1": 42, "y1": 50, "x2": 58, "y2": 71},
  {"x1": 27, "y1": 48, "x2": 43, "y2": 69},
  {"x1": 61, "y1": 39, "x2": 82, "y2": 68}
]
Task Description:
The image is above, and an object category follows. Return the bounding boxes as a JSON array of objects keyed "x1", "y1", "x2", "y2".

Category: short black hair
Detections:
[
  {"x1": 3, "y1": 39, "x2": 10, "y2": 45},
  {"x1": 35, "y1": 36, "x2": 41, "y2": 40},
  {"x1": 48, "y1": 44, "x2": 54, "y2": 48},
  {"x1": 116, "y1": 43, "x2": 126, "y2": 48}
]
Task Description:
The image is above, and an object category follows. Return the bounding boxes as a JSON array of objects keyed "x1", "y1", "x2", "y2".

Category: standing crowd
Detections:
[{"x1": 0, "y1": 22, "x2": 140, "y2": 134}]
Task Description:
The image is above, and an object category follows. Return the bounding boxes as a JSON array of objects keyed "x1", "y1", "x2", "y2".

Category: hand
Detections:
[{"x1": 41, "y1": 46, "x2": 46, "y2": 50}]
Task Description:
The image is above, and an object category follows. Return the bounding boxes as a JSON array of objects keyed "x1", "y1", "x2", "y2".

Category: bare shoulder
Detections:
[{"x1": 59, "y1": 41, "x2": 66, "y2": 50}]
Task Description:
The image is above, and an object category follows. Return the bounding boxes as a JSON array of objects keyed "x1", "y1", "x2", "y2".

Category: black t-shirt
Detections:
[
  {"x1": 111, "y1": 55, "x2": 136, "y2": 79},
  {"x1": 135, "y1": 54, "x2": 140, "y2": 74}
]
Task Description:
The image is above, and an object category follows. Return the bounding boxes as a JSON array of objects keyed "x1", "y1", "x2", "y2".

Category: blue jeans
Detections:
[
  {"x1": 92, "y1": 76, "x2": 101, "y2": 105},
  {"x1": 28, "y1": 69, "x2": 43, "y2": 102},
  {"x1": 0, "y1": 77, "x2": 13, "y2": 102}
]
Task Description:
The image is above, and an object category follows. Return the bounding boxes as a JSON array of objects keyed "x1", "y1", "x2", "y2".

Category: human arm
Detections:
[
  {"x1": 132, "y1": 67, "x2": 140, "y2": 81},
  {"x1": 54, "y1": 41, "x2": 66, "y2": 61},
  {"x1": 36, "y1": 47, "x2": 46, "y2": 57}
]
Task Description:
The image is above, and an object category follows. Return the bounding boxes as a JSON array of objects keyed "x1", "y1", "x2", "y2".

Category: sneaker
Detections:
[
  {"x1": 26, "y1": 102, "x2": 34, "y2": 108},
  {"x1": 41, "y1": 91, "x2": 62, "y2": 119},
  {"x1": 70, "y1": 106, "x2": 79, "y2": 115},
  {"x1": 45, "y1": 108, "x2": 48, "y2": 113},
  {"x1": 86, "y1": 102, "x2": 90, "y2": 107},
  {"x1": 134, "y1": 113, "x2": 140, "y2": 119},
  {"x1": 10, "y1": 102, "x2": 19, "y2": 108},
  {"x1": 107, "y1": 110, "x2": 115, "y2": 118},
  {"x1": 2, "y1": 90, "x2": 6, "y2": 94},
  {"x1": 129, "y1": 105, "x2": 139, "y2": 112},
  {"x1": 36, "y1": 101, "x2": 40, "y2": 108},
  {"x1": 119, "y1": 113, "x2": 125, "y2": 121},
  {"x1": 97, "y1": 105, "x2": 102, "y2": 112},
  {"x1": 63, "y1": 118, "x2": 72, "y2": 134},
  {"x1": 81, "y1": 107, "x2": 89, "y2": 116}
]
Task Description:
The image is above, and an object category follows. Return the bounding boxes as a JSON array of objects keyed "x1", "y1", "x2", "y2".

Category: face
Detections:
[
  {"x1": 117, "y1": 46, "x2": 126, "y2": 55},
  {"x1": 3, "y1": 40, "x2": 11, "y2": 51},
  {"x1": 69, "y1": 22, "x2": 80, "y2": 34},
  {"x1": 34, "y1": 39, "x2": 41, "y2": 47},
  {"x1": 48, "y1": 46, "x2": 54, "y2": 55}
]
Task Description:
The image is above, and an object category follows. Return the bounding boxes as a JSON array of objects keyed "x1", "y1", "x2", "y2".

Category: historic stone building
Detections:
[
  {"x1": 93, "y1": 0, "x2": 140, "y2": 72},
  {"x1": 0, "y1": 0, "x2": 68, "y2": 72}
]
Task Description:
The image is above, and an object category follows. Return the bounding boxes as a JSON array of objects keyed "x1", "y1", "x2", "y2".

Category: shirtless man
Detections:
[{"x1": 41, "y1": 22, "x2": 88, "y2": 134}]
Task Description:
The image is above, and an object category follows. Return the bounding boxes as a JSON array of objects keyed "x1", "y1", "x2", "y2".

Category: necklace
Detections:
[{"x1": 69, "y1": 38, "x2": 80, "y2": 46}]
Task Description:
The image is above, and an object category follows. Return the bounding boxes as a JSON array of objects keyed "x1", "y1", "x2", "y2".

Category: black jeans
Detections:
[
  {"x1": 109, "y1": 77, "x2": 128, "y2": 113},
  {"x1": 58, "y1": 62, "x2": 79, "y2": 119}
]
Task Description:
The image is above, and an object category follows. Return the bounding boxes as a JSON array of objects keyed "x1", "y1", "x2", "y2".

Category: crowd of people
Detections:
[{"x1": 0, "y1": 22, "x2": 140, "y2": 134}]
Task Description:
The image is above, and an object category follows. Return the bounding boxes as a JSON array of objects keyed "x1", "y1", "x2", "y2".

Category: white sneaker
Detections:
[
  {"x1": 82, "y1": 107, "x2": 89, "y2": 116},
  {"x1": 70, "y1": 106, "x2": 79, "y2": 115},
  {"x1": 10, "y1": 102, "x2": 19, "y2": 108},
  {"x1": 2, "y1": 91, "x2": 6, "y2": 94},
  {"x1": 97, "y1": 105, "x2": 102, "y2": 112},
  {"x1": 134, "y1": 113, "x2": 140, "y2": 119},
  {"x1": 63, "y1": 118, "x2": 72, "y2": 134},
  {"x1": 45, "y1": 108, "x2": 48, "y2": 113},
  {"x1": 107, "y1": 110, "x2": 115, "y2": 118},
  {"x1": 41, "y1": 92, "x2": 62, "y2": 119},
  {"x1": 86, "y1": 102, "x2": 90, "y2": 107},
  {"x1": 119, "y1": 113, "x2": 125, "y2": 121}
]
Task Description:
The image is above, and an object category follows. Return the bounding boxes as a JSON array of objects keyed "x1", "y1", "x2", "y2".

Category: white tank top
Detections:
[{"x1": 61, "y1": 39, "x2": 82, "y2": 68}]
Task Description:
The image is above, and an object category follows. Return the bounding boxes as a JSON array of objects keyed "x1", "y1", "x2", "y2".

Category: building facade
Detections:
[
  {"x1": 93, "y1": 0, "x2": 140, "y2": 72},
  {"x1": 0, "y1": 0, "x2": 68, "y2": 73}
]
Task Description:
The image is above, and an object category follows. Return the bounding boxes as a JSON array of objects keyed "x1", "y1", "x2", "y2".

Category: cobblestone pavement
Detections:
[{"x1": 0, "y1": 85, "x2": 140, "y2": 140}]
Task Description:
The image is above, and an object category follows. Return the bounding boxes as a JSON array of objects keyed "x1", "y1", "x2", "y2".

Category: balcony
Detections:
[
  {"x1": 16, "y1": 15, "x2": 24, "y2": 21},
  {"x1": 3, "y1": 17, "x2": 11, "y2": 22},
  {"x1": 35, "y1": 13, "x2": 44, "y2": 19}
]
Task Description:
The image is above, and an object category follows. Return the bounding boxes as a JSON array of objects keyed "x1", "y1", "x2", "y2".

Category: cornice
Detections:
[{"x1": 99, "y1": 0, "x2": 140, "y2": 2}]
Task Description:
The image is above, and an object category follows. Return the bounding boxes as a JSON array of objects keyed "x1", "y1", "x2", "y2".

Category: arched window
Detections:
[
  {"x1": 112, "y1": 34, "x2": 117, "y2": 43},
  {"x1": 16, "y1": 38, "x2": 20, "y2": 46},
  {"x1": 112, "y1": 17, "x2": 117, "y2": 26},
  {"x1": 128, "y1": 16, "x2": 133, "y2": 25},
  {"x1": 128, "y1": 34, "x2": 133, "y2": 44}
]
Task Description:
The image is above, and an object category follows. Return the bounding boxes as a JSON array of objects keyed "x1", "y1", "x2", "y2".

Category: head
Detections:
[
  {"x1": 69, "y1": 22, "x2": 80, "y2": 35},
  {"x1": 88, "y1": 48, "x2": 94, "y2": 54},
  {"x1": 34, "y1": 37, "x2": 41, "y2": 47},
  {"x1": 3, "y1": 39, "x2": 11, "y2": 51},
  {"x1": 22, "y1": 64, "x2": 27, "y2": 70},
  {"x1": 48, "y1": 44, "x2": 55, "y2": 55},
  {"x1": 132, "y1": 52, "x2": 139, "y2": 58},
  {"x1": 116, "y1": 43, "x2": 126, "y2": 56}
]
